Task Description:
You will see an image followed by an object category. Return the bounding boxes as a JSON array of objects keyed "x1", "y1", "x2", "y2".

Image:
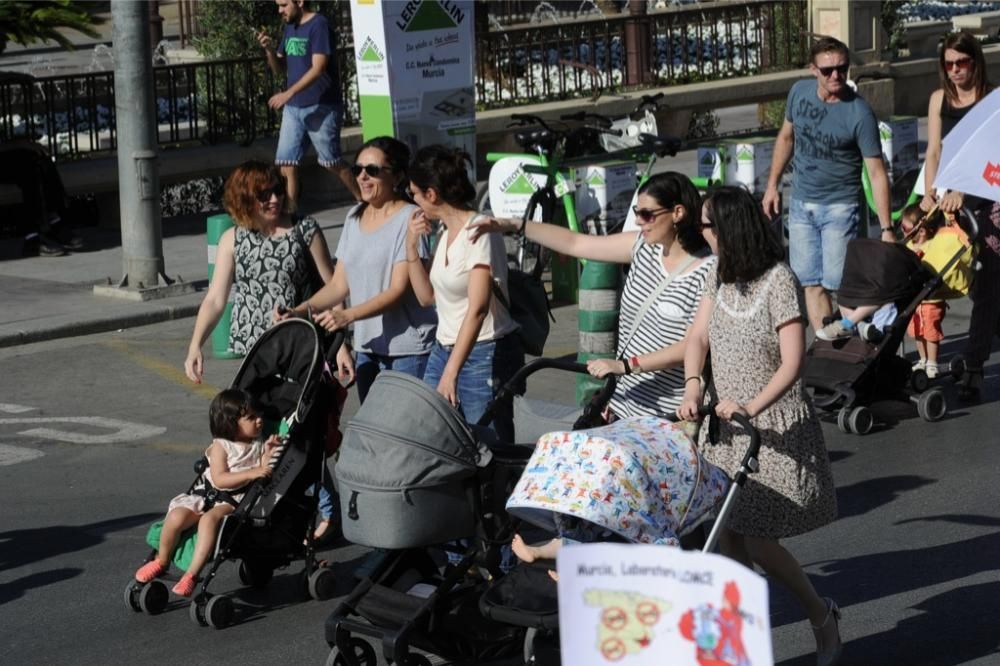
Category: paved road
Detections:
[{"x1": 1, "y1": 311, "x2": 998, "y2": 665}]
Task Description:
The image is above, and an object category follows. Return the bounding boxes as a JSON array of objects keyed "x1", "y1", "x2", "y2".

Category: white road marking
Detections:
[
  {"x1": 0, "y1": 417, "x2": 166, "y2": 444},
  {"x1": 0, "y1": 403, "x2": 36, "y2": 414},
  {"x1": 0, "y1": 443, "x2": 44, "y2": 466}
]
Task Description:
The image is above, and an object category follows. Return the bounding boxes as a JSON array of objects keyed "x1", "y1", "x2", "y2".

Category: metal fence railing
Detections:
[
  {"x1": 478, "y1": 0, "x2": 808, "y2": 107},
  {"x1": 0, "y1": 1, "x2": 806, "y2": 161}
]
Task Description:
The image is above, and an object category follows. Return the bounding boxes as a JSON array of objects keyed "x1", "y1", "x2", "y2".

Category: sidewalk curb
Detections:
[{"x1": 0, "y1": 301, "x2": 201, "y2": 348}]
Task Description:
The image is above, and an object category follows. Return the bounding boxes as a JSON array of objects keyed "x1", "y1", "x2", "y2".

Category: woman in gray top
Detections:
[{"x1": 282, "y1": 136, "x2": 436, "y2": 401}]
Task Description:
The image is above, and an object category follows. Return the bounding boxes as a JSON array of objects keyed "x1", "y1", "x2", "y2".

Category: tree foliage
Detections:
[
  {"x1": 0, "y1": 0, "x2": 102, "y2": 55},
  {"x1": 192, "y1": 0, "x2": 348, "y2": 60}
]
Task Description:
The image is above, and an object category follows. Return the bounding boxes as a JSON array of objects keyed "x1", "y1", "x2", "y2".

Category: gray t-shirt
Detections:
[
  {"x1": 335, "y1": 203, "x2": 436, "y2": 356},
  {"x1": 785, "y1": 79, "x2": 882, "y2": 204}
]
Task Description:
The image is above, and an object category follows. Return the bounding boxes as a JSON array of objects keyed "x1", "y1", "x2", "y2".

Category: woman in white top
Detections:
[
  {"x1": 470, "y1": 172, "x2": 714, "y2": 420},
  {"x1": 405, "y1": 145, "x2": 522, "y2": 440}
]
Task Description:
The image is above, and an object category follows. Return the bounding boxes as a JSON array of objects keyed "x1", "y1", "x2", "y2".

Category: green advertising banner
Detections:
[{"x1": 350, "y1": 0, "x2": 476, "y2": 168}]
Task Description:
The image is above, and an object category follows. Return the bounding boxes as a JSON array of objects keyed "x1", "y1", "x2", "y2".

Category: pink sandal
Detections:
[
  {"x1": 172, "y1": 574, "x2": 197, "y2": 597},
  {"x1": 135, "y1": 560, "x2": 166, "y2": 583}
]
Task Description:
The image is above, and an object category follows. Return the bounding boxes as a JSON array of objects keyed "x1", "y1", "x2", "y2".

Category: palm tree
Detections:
[{"x1": 0, "y1": 0, "x2": 103, "y2": 55}]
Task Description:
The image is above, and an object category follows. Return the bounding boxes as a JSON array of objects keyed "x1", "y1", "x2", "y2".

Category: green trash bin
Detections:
[{"x1": 206, "y1": 213, "x2": 241, "y2": 360}]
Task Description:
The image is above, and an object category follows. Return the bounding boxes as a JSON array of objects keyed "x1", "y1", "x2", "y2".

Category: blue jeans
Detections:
[
  {"x1": 788, "y1": 198, "x2": 860, "y2": 291},
  {"x1": 355, "y1": 351, "x2": 430, "y2": 404},
  {"x1": 317, "y1": 462, "x2": 338, "y2": 520},
  {"x1": 275, "y1": 102, "x2": 344, "y2": 168},
  {"x1": 422, "y1": 335, "x2": 524, "y2": 441}
]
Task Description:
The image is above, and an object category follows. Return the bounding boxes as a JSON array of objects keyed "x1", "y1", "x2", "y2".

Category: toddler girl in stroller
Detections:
[{"x1": 133, "y1": 388, "x2": 280, "y2": 597}]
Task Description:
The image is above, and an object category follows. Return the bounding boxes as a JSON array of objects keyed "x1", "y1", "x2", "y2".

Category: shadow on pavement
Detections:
[{"x1": 834, "y1": 475, "x2": 936, "y2": 521}]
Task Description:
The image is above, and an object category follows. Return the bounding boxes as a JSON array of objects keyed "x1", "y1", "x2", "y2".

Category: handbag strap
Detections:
[{"x1": 618, "y1": 254, "x2": 698, "y2": 357}]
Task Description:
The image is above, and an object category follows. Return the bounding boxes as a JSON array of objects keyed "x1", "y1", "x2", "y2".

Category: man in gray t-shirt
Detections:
[{"x1": 762, "y1": 36, "x2": 892, "y2": 336}]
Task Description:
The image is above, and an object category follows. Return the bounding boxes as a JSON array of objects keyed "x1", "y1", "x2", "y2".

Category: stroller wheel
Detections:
[
  {"x1": 308, "y1": 566, "x2": 337, "y2": 601},
  {"x1": 205, "y1": 594, "x2": 235, "y2": 629},
  {"x1": 124, "y1": 579, "x2": 142, "y2": 613},
  {"x1": 189, "y1": 596, "x2": 208, "y2": 626},
  {"x1": 949, "y1": 355, "x2": 967, "y2": 380},
  {"x1": 836, "y1": 408, "x2": 851, "y2": 434},
  {"x1": 138, "y1": 581, "x2": 168, "y2": 615},
  {"x1": 326, "y1": 638, "x2": 377, "y2": 666},
  {"x1": 847, "y1": 406, "x2": 873, "y2": 436},
  {"x1": 238, "y1": 559, "x2": 273, "y2": 588},
  {"x1": 909, "y1": 369, "x2": 929, "y2": 393},
  {"x1": 917, "y1": 389, "x2": 947, "y2": 422}
]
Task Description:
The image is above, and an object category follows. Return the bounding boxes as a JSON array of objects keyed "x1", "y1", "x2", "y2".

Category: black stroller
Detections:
[
  {"x1": 804, "y1": 208, "x2": 979, "y2": 435},
  {"x1": 124, "y1": 320, "x2": 345, "y2": 628}
]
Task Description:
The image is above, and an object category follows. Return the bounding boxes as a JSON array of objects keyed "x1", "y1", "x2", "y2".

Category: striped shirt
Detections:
[{"x1": 609, "y1": 238, "x2": 715, "y2": 419}]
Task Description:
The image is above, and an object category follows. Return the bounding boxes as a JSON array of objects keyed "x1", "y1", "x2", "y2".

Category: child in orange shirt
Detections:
[{"x1": 901, "y1": 204, "x2": 947, "y2": 378}]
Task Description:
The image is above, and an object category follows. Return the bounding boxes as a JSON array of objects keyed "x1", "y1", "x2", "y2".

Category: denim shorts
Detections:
[
  {"x1": 787, "y1": 198, "x2": 860, "y2": 291},
  {"x1": 354, "y1": 351, "x2": 429, "y2": 404},
  {"x1": 422, "y1": 335, "x2": 524, "y2": 442},
  {"x1": 275, "y1": 102, "x2": 344, "y2": 168}
]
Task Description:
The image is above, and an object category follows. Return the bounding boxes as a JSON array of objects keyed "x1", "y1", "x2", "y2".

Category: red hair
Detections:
[{"x1": 222, "y1": 161, "x2": 289, "y2": 230}]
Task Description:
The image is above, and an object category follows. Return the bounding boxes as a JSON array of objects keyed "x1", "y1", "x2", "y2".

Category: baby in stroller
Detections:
[
  {"x1": 505, "y1": 416, "x2": 730, "y2": 582},
  {"x1": 134, "y1": 388, "x2": 280, "y2": 597},
  {"x1": 815, "y1": 205, "x2": 970, "y2": 344}
]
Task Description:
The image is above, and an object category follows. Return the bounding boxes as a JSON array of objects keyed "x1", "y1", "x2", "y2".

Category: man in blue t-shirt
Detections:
[
  {"x1": 257, "y1": 0, "x2": 360, "y2": 204},
  {"x1": 762, "y1": 36, "x2": 892, "y2": 339}
]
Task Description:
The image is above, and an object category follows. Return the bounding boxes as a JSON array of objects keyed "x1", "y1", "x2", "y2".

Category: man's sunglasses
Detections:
[
  {"x1": 632, "y1": 206, "x2": 671, "y2": 223},
  {"x1": 817, "y1": 64, "x2": 849, "y2": 77},
  {"x1": 256, "y1": 184, "x2": 286, "y2": 202},
  {"x1": 944, "y1": 56, "x2": 973, "y2": 71},
  {"x1": 351, "y1": 163, "x2": 392, "y2": 178}
]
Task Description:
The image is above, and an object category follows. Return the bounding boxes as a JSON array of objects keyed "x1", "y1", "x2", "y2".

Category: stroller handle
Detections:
[
  {"x1": 697, "y1": 404, "x2": 762, "y2": 466},
  {"x1": 323, "y1": 329, "x2": 348, "y2": 366},
  {"x1": 477, "y1": 357, "x2": 616, "y2": 428}
]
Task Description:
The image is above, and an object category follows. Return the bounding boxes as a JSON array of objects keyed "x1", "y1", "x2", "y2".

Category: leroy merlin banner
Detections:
[{"x1": 350, "y1": 0, "x2": 476, "y2": 168}]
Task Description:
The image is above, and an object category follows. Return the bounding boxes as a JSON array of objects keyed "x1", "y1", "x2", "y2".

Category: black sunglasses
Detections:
[
  {"x1": 632, "y1": 206, "x2": 671, "y2": 223},
  {"x1": 256, "y1": 184, "x2": 286, "y2": 202},
  {"x1": 817, "y1": 63, "x2": 849, "y2": 77},
  {"x1": 351, "y1": 163, "x2": 392, "y2": 178}
]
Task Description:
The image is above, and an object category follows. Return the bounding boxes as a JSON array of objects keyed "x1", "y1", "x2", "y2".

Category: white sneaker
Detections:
[
  {"x1": 925, "y1": 362, "x2": 938, "y2": 379},
  {"x1": 912, "y1": 359, "x2": 926, "y2": 372}
]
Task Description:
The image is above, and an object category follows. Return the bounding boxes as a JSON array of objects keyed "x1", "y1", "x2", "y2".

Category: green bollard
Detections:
[
  {"x1": 206, "y1": 213, "x2": 240, "y2": 359},
  {"x1": 575, "y1": 260, "x2": 620, "y2": 405}
]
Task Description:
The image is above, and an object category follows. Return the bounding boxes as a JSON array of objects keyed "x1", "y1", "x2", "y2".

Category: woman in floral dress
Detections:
[
  {"x1": 678, "y1": 187, "x2": 842, "y2": 666},
  {"x1": 184, "y1": 160, "x2": 350, "y2": 382}
]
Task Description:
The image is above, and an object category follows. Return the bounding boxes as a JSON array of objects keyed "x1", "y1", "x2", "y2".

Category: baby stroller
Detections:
[
  {"x1": 124, "y1": 320, "x2": 345, "y2": 628},
  {"x1": 324, "y1": 359, "x2": 616, "y2": 666},
  {"x1": 804, "y1": 208, "x2": 979, "y2": 435},
  {"x1": 478, "y1": 408, "x2": 761, "y2": 666}
]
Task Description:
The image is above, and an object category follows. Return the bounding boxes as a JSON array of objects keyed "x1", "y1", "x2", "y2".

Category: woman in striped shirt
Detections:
[{"x1": 470, "y1": 172, "x2": 714, "y2": 419}]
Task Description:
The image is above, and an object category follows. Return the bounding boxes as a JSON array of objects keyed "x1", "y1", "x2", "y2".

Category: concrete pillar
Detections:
[
  {"x1": 112, "y1": 0, "x2": 164, "y2": 288},
  {"x1": 808, "y1": 0, "x2": 888, "y2": 64}
]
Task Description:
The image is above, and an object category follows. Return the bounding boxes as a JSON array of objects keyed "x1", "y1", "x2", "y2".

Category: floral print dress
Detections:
[
  {"x1": 230, "y1": 216, "x2": 321, "y2": 355},
  {"x1": 699, "y1": 263, "x2": 837, "y2": 539}
]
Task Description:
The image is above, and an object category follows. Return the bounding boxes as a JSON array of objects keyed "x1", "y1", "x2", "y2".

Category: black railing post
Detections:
[{"x1": 624, "y1": 0, "x2": 652, "y2": 86}]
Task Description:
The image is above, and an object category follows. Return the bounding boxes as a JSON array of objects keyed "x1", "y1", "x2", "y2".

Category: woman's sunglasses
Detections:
[
  {"x1": 256, "y1": 184, "x2": 286, "y2": 202},
  {"x1": 632, "y1": 206, "x2": 671, "y2": 223},
  {"x1": 817, "y1": 64, "x2": 849, "y2": 78},
  {"x1": 944, "y1": 56, "x2": 973, "y2": 71},
  {"x1": 351, "y1": 163, "x2": 391, "y2": 178}
]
